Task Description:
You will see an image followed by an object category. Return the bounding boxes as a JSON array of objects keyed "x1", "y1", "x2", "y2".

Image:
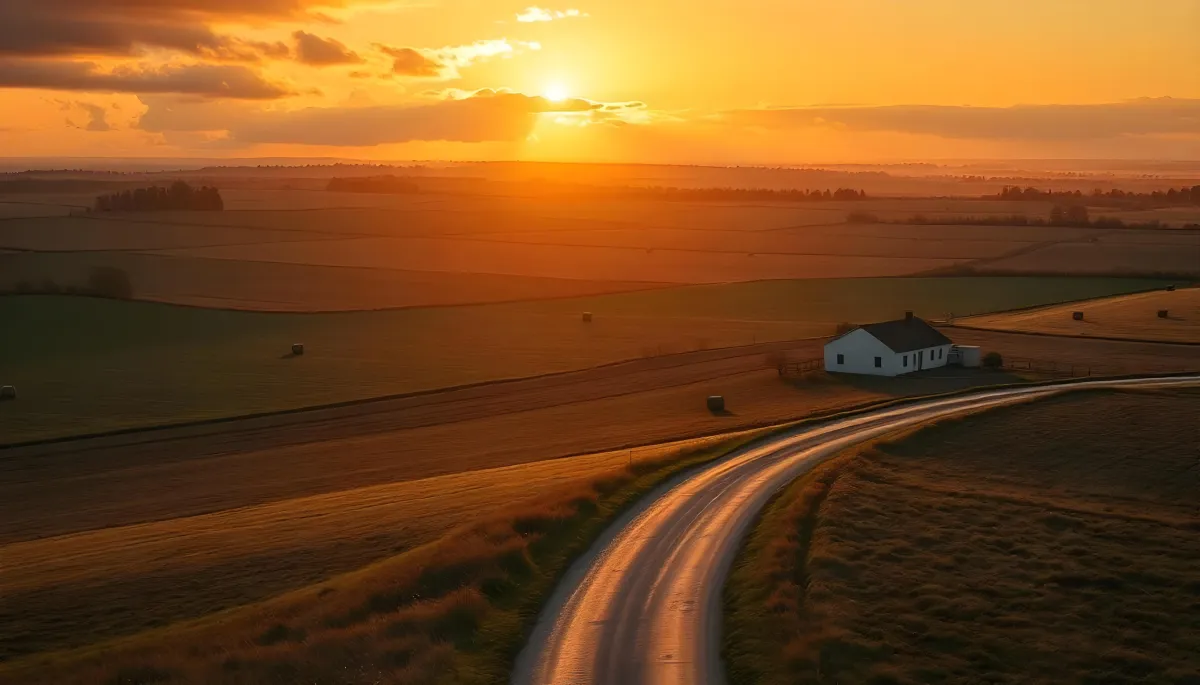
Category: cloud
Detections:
[
  {"x1": 377, "y1": 39, "x2": 539, "y2": 79},
  {"x1": 0, "y1": 7, "x2": 290, "y2": 62},
  {"x1": 0, "y1": 60, "x2": 296, "y2": 98},
  {"x1": 515, "y1": 7, "x2": 588, "y2": 22},
  {"x1": 722, "y1": 98, "x2": 1200, "y2": 141},
  {"x1": 77, "y1": 102, "x2": 113, "y2": 131},
  {"x1": 138, "y1": 91, "x2": 599, "y2": 146},
  {"x1": 292, "y1": 31, "x2": 363, "y2": 65},
  {"x1": 379, "y1": 46, "x2": 446, "y2": 77}
]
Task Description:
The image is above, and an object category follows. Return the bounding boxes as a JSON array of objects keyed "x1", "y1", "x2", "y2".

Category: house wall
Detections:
[
  {"x1": 824, "y1": 329, "x2": 901, "y2": 377},
  {"x1": 897, "y1": 344, "x2": 953, "y2": 374},
  {"x1": 825, "y1": 331, "x2": 955, "y2": 377}
]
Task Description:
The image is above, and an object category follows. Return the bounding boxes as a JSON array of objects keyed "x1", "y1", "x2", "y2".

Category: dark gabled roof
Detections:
[{"x1": 857, "y1": 317, "x2": 952, "y2": 353}]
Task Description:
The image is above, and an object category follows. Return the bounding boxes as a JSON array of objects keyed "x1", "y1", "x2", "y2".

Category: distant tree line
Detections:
[
  {"x1": 93, "y1": 182, "x2": 223, "y2": 211},
  {"x1": 896, "y1": 205, "x2": 1198, "y2": 230},
  {"x1": 993, "y1": 185, "x2": 1200, "y2": 208},
  {"x1": 327, "y1": 175, "x2": 421, "y2": 194},
  {"x1": 627, "y1": 186, "x2": 869, "y2": 203}
]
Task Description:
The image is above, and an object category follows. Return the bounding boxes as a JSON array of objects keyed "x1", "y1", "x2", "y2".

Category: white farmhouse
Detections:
[{"x1": 824, "y1": 312, "x2": 953, "y2": 377}]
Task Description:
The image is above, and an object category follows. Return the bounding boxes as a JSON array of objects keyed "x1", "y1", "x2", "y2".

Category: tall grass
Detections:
[{"x1": 2, "y1": 433, "x2": 768, "y2": 684}]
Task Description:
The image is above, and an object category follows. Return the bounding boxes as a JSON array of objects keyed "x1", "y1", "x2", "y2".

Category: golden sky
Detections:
[{"x1": 1, "y1": 0, "x2": 1198, "y2": 162}]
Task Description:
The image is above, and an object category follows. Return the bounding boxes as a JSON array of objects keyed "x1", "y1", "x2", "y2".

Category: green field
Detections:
[{"x1": 0, "y1": 276, "x2": 1169, "y2": 443}]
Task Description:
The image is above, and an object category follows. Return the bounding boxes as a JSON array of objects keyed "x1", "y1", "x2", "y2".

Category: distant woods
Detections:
[
  {"x1": 897, "y1": 206, "x2": 1198, "y2": 230},
  {"x1": 325, "y1": 175, "x2": 870, "y2": 203},
  {"x1": 994, "y1": 185, "x2": 1200, "y2": 208},
  {"x1": 93, "y1": 182, "x2": 224, "y2": 212},
  {"x1": 628, "y1": 186, "x2": 869, "y2": 203},
  {"x1": 328, "y1": 176, "x2": 420, "y2": 194}
]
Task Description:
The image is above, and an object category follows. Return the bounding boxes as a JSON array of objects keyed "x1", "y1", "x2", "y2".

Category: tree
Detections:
[
  {"x1": 982, "y1": 351, "x2": 1003, "y2": 369},
  {"x1": 1065, "y1": 205, "x2": 1090, "y2": 226}
]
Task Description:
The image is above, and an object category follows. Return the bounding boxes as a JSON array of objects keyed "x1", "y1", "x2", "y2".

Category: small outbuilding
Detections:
[{"x1": 824, "y1": 312, "x2": 953, "y2": 377}]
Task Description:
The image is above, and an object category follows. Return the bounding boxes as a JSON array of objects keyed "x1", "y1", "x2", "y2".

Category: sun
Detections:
[{"x1": 543, "y1": 82, "x2": 569, "y2": 102}]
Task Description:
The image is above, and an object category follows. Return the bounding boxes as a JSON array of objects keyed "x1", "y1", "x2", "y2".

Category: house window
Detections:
[
  {"x1": 874, "y1": 356, "x2": 882, "y2": 368},
  {"x1": 903, "y1": 355, "x2": 908, "y2": 367},
  {"x1": 837, "y1": 353, "x2": 844, "y2": 365}
]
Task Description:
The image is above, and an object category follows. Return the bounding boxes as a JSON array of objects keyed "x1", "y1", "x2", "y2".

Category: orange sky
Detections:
[{"x1": 1, "y1": 0, "x2": 1198, "y2": 162}]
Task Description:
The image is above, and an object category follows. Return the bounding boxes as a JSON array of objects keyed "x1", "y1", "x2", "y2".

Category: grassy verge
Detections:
[
  {"x1": 723, "y1": 447, "x2": 861, "y2": 685},
  {"x1": 723, "y1": 387, "x2": 1200, "y2": 685},
  {"x1": 1, "y1": 430, "x2": 770, "y2": 684}
]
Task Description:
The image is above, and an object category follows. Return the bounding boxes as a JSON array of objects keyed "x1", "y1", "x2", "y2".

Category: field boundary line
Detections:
[
  {"x1": 942, "y1": 323, "x2": 1200, "y2": 347},
  {"x1": 0, "y1": 338, "x2": 822, "y2": 451}
]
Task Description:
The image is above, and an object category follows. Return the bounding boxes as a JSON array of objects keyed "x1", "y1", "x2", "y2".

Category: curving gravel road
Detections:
[{"x1": 513, "y1": 376, "x2": 1200, "y2": 685}]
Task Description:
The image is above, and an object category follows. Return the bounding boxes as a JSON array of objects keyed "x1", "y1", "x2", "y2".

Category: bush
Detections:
[
  {"x1": 88, "y1": 266, "x2": 134, "y2": 300},
  {"x1": 982, "y1": 351, "x2": 1003, "y2": 369},
  {"x1": 845, "y1": 211, "x2": 879, "y2": 224}
]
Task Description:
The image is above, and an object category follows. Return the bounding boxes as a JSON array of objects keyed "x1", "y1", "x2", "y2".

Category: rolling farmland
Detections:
[{"x1": 0, "y1": 277, "x2": 1171, "y2": 442}]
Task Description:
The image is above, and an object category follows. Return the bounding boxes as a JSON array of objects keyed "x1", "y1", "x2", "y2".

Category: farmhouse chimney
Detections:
[{"x1": 905, "y1": 310, "x2": 913, "y2": 322}]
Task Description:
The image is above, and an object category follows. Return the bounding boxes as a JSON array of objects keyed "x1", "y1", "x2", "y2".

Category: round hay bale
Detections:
[
  {"x1": 1072, "y1": 311, "x2": 1084, "y2": 321},
  {"x1": 291, "y1": 343, "x2": 305, "y2": 356},
  {"x1": 582, "y1": 312, "x2": 593, "y2": 323},
  {"x1": 0, "y1": 385, "x2": 15, "y2": 400},
  {"x1": 706, "y1": 395, "x2": 725, "y2": 412}
]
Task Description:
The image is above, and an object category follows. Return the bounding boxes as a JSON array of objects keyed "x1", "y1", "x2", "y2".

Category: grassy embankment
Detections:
[
  {"x1": 2, "y1": 430, "x2": 770, "y2": 683},
  {"x1": 725, "y1": 387, "x2": 1200, "y2": 685},
  {"x1": 0, "y1": 276, "x2": 1169, "y2": 443}
]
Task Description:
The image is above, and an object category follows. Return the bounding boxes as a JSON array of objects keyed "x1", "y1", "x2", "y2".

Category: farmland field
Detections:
[
  {"x1": 726, "y1": 387, "x2": 1200, "y2": 685},
  {"x1": 1, "y1": 323, "x2": 1196, "y2": 677},
  {"x1": 2, "y1": 191, "x2": 1196, "y2": 313},
  {"x1": 980, "y1": 239, "x2": 1199, "y2": 277},
  {"x1": 960, "y1": 287, "x2": 1200, "y2": 343},
  {"x1": 0, "y1": 251, "x2": 662, "y2": 311},
  {"x1": 0, "y1": 276, "x2": 1171, "y2": 442}
]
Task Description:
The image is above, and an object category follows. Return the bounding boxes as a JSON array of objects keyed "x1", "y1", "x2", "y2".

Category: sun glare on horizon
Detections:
[{"x1": 543, "y1": 82, "x2": 569, "y2": 102}]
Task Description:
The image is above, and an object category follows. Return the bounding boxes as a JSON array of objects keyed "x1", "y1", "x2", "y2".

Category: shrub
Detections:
[
  {"x1": 982, "y1": 351, "x2": 1003, "y2": 369},
  {"x1": 845, "y1": 211, "x2": 879, "y2": 224},
  {"x1": 88, "y1": 266, "x2": 134, "y2": 300}
]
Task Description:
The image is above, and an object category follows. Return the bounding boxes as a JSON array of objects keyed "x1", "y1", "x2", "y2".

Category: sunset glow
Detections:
[
  {"x1": 0, "y1": 1, "x2": 1197, "y2": 162},
  {"x1": 543, "y1": 83, "x2": 570, "y2": 103}
]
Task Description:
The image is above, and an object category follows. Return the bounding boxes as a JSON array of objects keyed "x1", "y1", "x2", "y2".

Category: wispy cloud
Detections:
[
  {"x1": 0, "y1": 60, "x2": 296, "y2": 99},
  {"x1": 721, "y1": 98, "x2": 1200, "y2": 141},
  {"x1": 293, "y1": 31, "x2": 363, "y2": 66},
  {"x1": 515, "y1": 6, "x2": 588, "y2": 22},
  {"x1": 138, "y1": 90, "x2": 600, "y2": 146},
  {"x1": 377, "y1": 39, "x2": 540, "y2": 79}
]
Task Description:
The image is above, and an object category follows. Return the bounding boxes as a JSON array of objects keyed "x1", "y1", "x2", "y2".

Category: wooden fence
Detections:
[
  {"x1": 777, "y1": 358, "x2": 824, "y2": 377},
  {"x1": 1002, "y1": 356, "x2": 1094, "y2": 378}
]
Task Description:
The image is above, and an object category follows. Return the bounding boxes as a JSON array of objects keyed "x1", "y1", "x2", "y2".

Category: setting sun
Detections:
[{"x1": 543, "y1": 82, "x2": 569, "y2": 102}]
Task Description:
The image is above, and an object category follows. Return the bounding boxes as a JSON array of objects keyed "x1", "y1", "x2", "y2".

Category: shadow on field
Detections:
[{"x1": 786, "y1": 367, "x2": 1024, "y2": 397}]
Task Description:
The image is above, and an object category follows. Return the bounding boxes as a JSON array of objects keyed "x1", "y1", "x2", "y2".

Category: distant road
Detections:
[{"x1": 514, "y1": 375, "x2": 1200, "y2": 685}]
